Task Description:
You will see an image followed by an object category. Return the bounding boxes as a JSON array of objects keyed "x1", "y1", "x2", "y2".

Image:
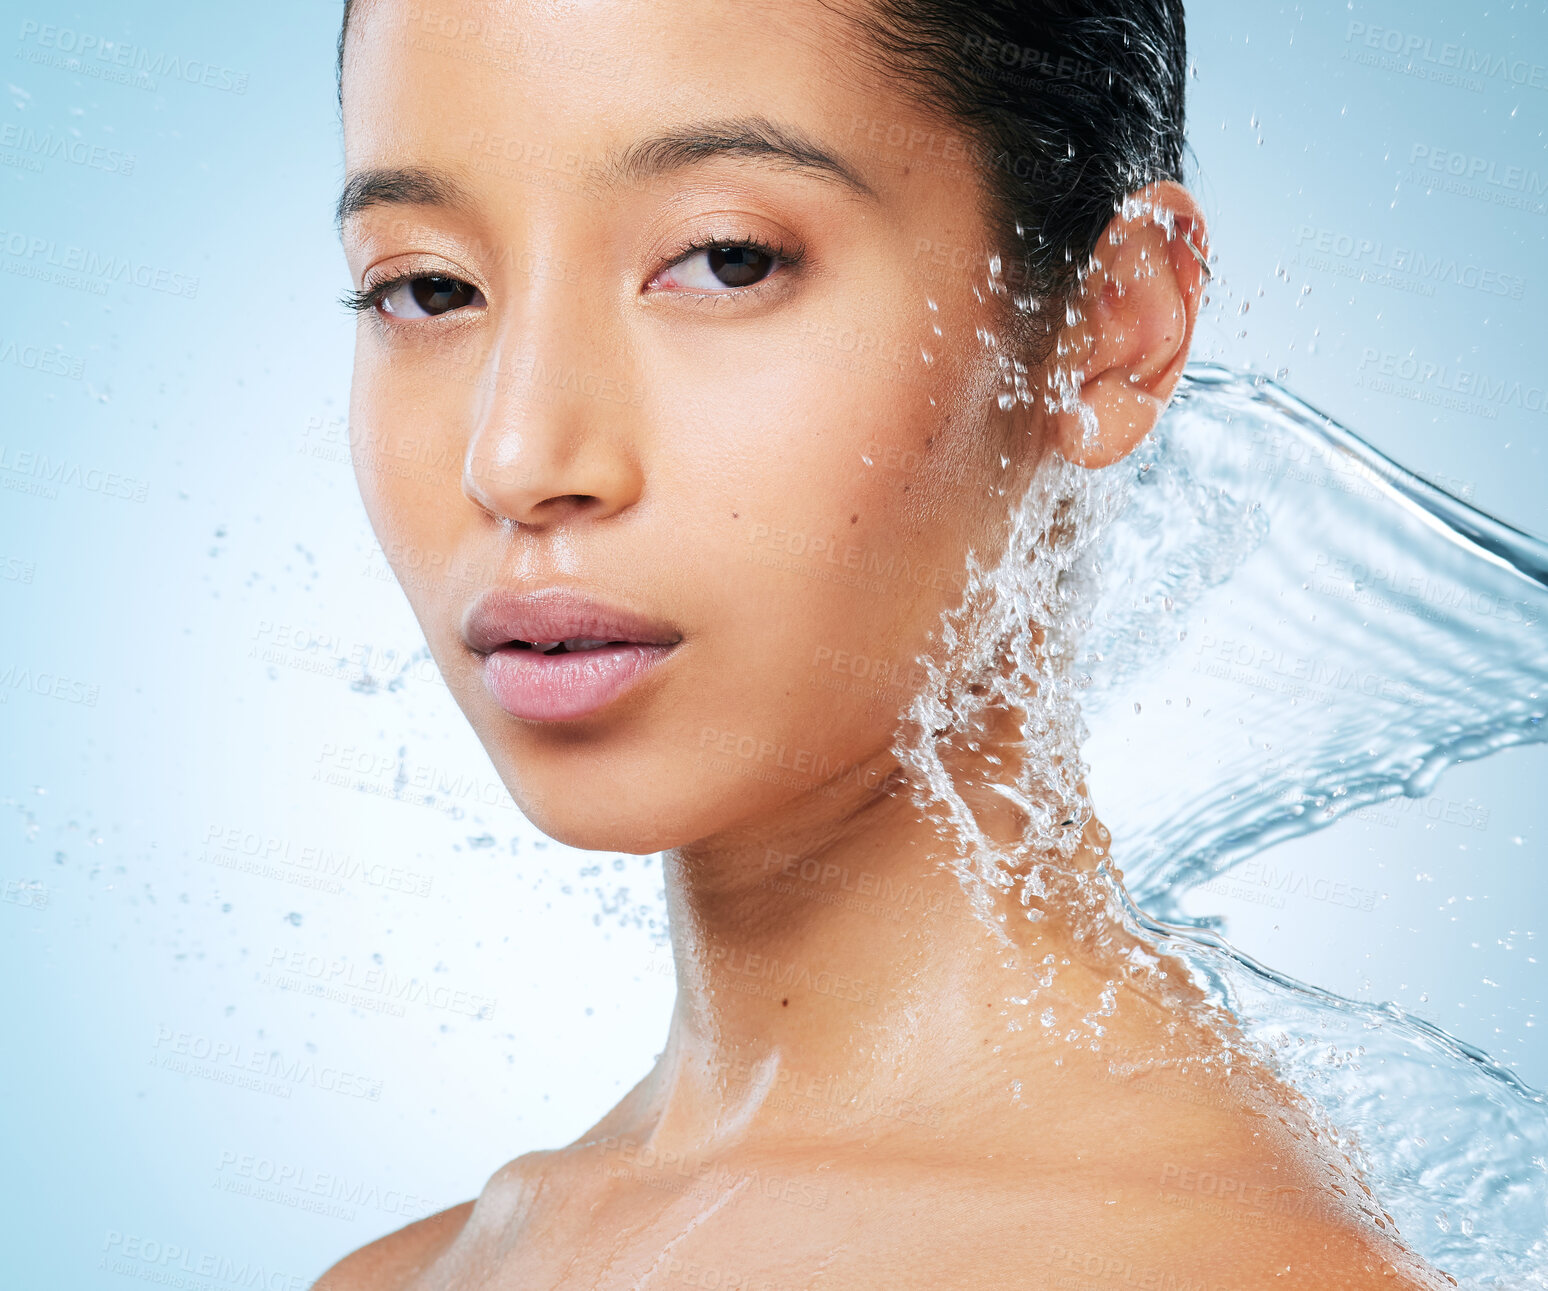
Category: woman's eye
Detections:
[
  {"x1": 659, "y1": 245, "x2": 780, "y2": 292},
  {"x1": 377, "y1": 275, "x2": 485, "y2": 319}
]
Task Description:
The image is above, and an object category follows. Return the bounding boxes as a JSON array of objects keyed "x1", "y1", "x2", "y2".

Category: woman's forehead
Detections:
[
  {"x1": 338, "y1": 0, "x2": 968, "y2": 230},
  {"x1": 341, "y1": 0, "x2": 888, "y2": 132}
]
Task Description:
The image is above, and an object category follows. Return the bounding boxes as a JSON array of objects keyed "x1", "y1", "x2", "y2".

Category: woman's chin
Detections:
[{"x1": 510, "y1": 797, "x2": 700, "y2": 858}]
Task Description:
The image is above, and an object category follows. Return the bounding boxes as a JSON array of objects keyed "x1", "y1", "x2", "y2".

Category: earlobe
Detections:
[
  {"x1": 1060, "y1": 373, "x2": 1171, "y2": 470},
  {"x1": 1043, "y1": 182, "x2": 1209, "y2": 471}
]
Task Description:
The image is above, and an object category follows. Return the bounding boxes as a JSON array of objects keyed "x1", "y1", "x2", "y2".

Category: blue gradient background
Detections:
[{"x1": 1, "y1": 1, "x2": 1543, "y2": 1283}]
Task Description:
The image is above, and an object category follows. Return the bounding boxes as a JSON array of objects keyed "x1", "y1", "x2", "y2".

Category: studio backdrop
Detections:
[{"x1": 2, "y1": 0, "x2": 1545, "y2": 1285}]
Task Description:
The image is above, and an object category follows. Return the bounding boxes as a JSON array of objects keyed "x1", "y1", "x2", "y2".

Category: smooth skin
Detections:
[{"x1": 323, "y1": 1, "x2": 1448, "y2": 1286}]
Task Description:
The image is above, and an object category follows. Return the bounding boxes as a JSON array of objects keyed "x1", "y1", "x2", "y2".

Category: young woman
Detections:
[{"x1": 322, "y1": 0, "x2": 1447, "y2": 1285}]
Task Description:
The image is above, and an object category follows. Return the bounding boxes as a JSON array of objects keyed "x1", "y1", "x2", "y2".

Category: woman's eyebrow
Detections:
[
  {"x1": 336, "y1": 115, "x2": 877, "y2": 231},
  {"x1": 336, "y1": 166, "x2": 473, "y2": 231},
  {"x1": 607, "y1": 116, "x2": 878, "y2": 199}
]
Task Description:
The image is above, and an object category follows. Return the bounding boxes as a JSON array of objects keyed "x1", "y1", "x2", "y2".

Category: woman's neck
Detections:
[{"x1": 610, "y1": 763, "x2": 1203, "y2": 1158}]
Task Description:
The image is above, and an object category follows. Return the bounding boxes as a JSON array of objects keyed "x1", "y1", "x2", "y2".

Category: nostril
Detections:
[{"x1": 532, "y1": 494, "x2": 603, "y2": 521}]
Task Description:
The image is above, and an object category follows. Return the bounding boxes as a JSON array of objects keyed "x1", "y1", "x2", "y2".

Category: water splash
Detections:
[
  {"x1": 1120, "y1": 881, "x2": 1548, "y2": 1286},
  {"x1": 896, "y1": 363, "x2": 1548, "y2": 1285},
  {"x1": 1084, "y1": 365, "x2": 1547, "y2": 908},
  {"x1": 892, "y1": 445, "x2": 1121, "y2": 936},
  {"x1": 1090, "y1": 367, "x2": 1548, "y2": 1284}
]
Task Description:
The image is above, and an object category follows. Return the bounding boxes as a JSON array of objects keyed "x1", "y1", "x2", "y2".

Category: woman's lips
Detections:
[
  {"x1": 481, "y1": 641, "x2": 677, "y2": 722},
  {"x1": 462, "y1": 587, "x2": 682, "y2": 723}
]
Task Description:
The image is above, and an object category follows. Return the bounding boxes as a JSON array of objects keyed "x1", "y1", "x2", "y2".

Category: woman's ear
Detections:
[{"x1": 1045, "y1": 181, "x2": 1209, "y2": 470}]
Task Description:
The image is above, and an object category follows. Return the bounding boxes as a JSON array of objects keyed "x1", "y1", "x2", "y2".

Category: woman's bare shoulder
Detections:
[{"x1": 313, "y1": 1201, "x2": 475, "y2": 1291}]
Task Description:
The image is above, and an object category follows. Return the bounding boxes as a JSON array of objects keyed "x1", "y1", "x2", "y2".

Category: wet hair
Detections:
[
  {"x1": 336, "y1": 0, "x2": 1186, "y2": 338},
  {"x1": 835, "y1": 0, "x2": 1188, "y2": 336}
]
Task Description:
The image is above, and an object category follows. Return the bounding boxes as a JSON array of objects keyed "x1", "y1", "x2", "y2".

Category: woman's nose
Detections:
[{"x1": 461, "y1": 324, "x2": 645, "y2": 530}]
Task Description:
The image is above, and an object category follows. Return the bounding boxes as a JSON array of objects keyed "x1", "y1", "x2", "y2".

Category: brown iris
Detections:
[
  {"x1": 409, "y1": 276, "x2": 478, "y2": 315},
  {"x1": 706, "y1": 246, "x2": 773, "y2": 287}
]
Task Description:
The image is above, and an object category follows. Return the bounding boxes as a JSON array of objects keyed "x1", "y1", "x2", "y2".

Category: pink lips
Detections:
[{"x1": 462, "y1": 587, "x2": 682, "y2": 723}]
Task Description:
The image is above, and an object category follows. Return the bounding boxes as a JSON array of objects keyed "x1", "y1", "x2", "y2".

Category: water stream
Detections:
[{"x1": 900, "y1": 363, "x2": 1547, "y2": 1284}]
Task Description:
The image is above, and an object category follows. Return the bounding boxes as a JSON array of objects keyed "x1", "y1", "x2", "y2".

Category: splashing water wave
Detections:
[
  {"x1": 1087, "y1": 364, "x2": 1546, "y2": 908},
  {"x1": 896, "y1": 363, "x2": 1547, "y2": 1284}
]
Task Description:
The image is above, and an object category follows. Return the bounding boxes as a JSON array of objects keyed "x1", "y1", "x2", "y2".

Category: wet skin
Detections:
[{"x1": 323, "y1": 0, "x2": 1447, "y2": 1285}]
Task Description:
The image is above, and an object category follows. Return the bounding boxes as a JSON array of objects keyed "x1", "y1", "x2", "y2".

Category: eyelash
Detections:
[
  {"x1": 340, "y1": 233, "x2": 806, "y2": 318},
  {"x1": 651, "y1": 231, "x2": 805, "y2": 291},
  {"x1": 339, "y1": 273, "x2": 421, "y2": 315}
]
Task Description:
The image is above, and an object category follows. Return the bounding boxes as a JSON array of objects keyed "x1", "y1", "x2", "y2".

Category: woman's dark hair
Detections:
[
  {"x1": 337, "y1": 0, "x2": 1186, "y2": 341},
  {"x1": 839, "y1": 0, "x2": 1188, "y2": 335}
]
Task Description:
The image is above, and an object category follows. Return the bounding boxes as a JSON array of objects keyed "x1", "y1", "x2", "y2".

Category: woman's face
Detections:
[{"x1": 340, "y1": 0, "x2": 1046, "y2": 854}]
